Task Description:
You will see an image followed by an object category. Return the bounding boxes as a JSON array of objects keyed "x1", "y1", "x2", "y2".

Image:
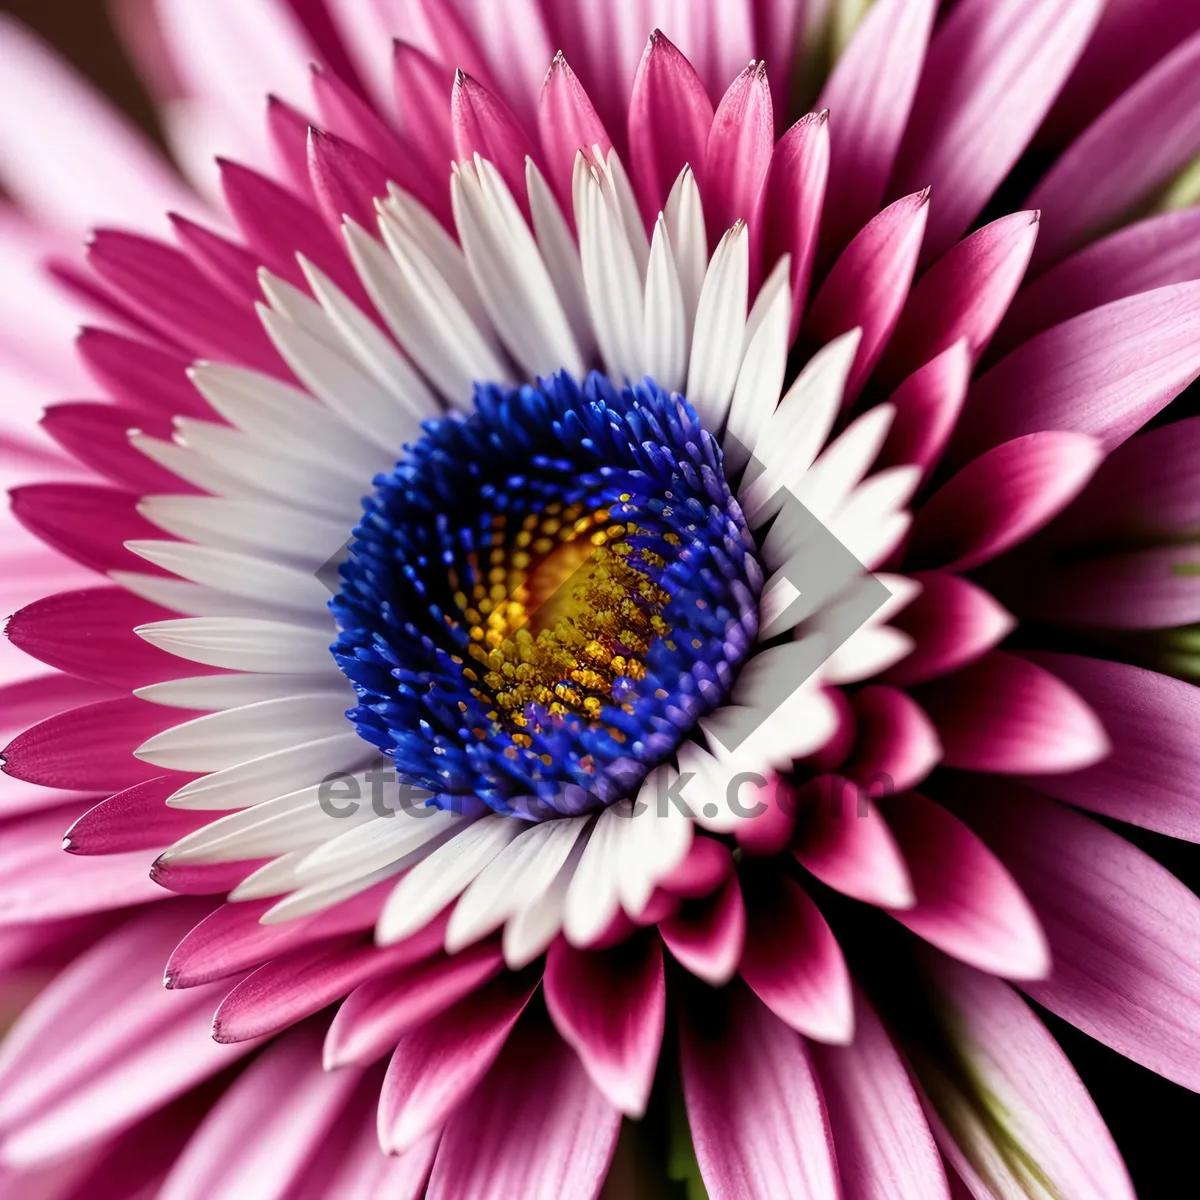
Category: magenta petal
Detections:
[
  {"x1": 543, "y1": 934, "x2": 665, "y2": 1117},
  {"x1": 1018, "y1": 654, "x2": 1200, "y2": 841},
  {"x1": 880, "y1": 212, "x2": 1039, "y2": 385},
  {"x1": 680, "y1": 983, "x2": 839, "y2": 1200},
  {"x1": 3, "y1": 696, "x2": 200, "y2": 791},
  {"x1": 76, "y1": 327, "x2": 207, "y2": 417},
  {"x1": 39, "y1": 401, "x2": 188, "y2": 493},
  {"x1": 740, "y1": 875, "x2": 853, "y2": 1044},
  {"x1": 10, "y1": 482, "x2": 164, "y2": 576},
  {"x1": 994, "y1": 207, "x2": 1200, "y2": 358},
  {"x1": 267, "y1": 94, "x2": 318, "y2": 200},
  {"x1": 86, "y1": 229, "x2": 278, "y2": 372},
  {"x1": 913, "y1": 651, "x2": 1109, "y2": 774},
  {"x1": 910, "y1": 431, "x2": 1103, "y2": 571},
  {"x1": 169, "y1": 213, "x2": 262, "y2": 307},
  {"x1": 1014, "y1": 544, "x2": 1200, "y2": 631},
  {"x1": 212, "y1": 915, "x2": 449, "y2": 1043},
  {"x1": 393, "y1": 41, "x2": 457, "y2": 177},
  {"x1": 883, "y1": 573, "x2": 1015, "y2": 688},
  {"x1": 425, "y1": 1016, "x2": 621, "y2": 1200},
  {"x1": 922, "y1": 955, "x2": 1135, "y2": 1200},
  {"x1": 311, "y1": 63, "x2": 410, "y2": 185},
  {"x1": 1029, "y1": 30, "x2": 1200, "y2": 269},
  {"x1": 65, "y1": 775, "x2": 208, "y2": 856},
  {"x1": 324, "y1": 940, "x2": 504, "y2": 1069},
  {"x1": 165, "y1": 884, "x2": 388, "y2": 989},
  {"x1": 952, "y1": 282, "x2": 1200, "y2": 460},
  {"x1": 150, "y1": 857, "x2": 268, "y2": 897},
  {"x1": 955, "y1": 783, "x2": 1200, "y2": 1094},
  {"x1": 891, "y1": 0, "x2": 1103, "y2": 261},
  {"x1": 880, "y1": 792, "x2": 1050, "y2": 980},
  {"x1": 539, "y1": 53, "x2": 611, "y2": 208},
  {"x1": 793, "y1": 774, "x2": 915, "y2": 909},
  {"x1": 877, "y1": 340, "x2": 971, "y2": 478},
  {"x1": 6, "y1": 586, "x2": 212, "y2": 688},
  {"x1": 704, "y1": 61, "x2": 774, "y2": 237},
  {"x1": 760, "y1": 112, "x2": 830, "y2": 338},
  {"x1": 1052, "y1": 414, "x2": 1200, "y2": 543},
  {"x1": 628, "y1": 30, "x2": 714, "y2": 222},
  {"x1": 811, "y1": 988, "x2": 951, "y2": 1200},
  {"x1": 219, "y1": 157, "x2": 363, "y2": 301},
  {"x1": 659, "y1": 872, "x2": 745, "y2": 986},
  {"x1": 451, "y1": 71, "x2": 534, "y2": 203},
  {"x1": 307, "y1": 126, "x2": 394, "y2": 235},
  {"x1": 816, "y1": 0, "x2": 937, "y2": 257},
  {"x1": 841, "y1": 686, "x2": 940, "y2": 793},
  {"x1": 378, "y1": 972, "x2": 539, "y2": 1154},
  {"x1": 804, "y1": 190, "x2": 929, "y2": 403},
  {"x1": 658, "y1": 834, "x2": 733, "y2": 898}
]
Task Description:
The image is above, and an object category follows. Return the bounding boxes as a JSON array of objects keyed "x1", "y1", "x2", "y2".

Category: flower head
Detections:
[{"x1": 1, "y1": 0, "x2": 1200, "y2": 1196}]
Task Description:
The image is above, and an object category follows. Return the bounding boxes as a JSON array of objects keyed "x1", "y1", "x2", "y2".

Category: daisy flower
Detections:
[{"x1": 1, "y1": 0, "x2": 1200, "y2": 1196}]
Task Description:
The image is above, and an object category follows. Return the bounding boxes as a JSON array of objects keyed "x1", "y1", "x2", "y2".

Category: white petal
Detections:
[
  {"x1": 829, "y1": 466, "x2": 921, "y2": 569},
  {"x1": 293, "y1": 803, "x2": 459, "y2": 882},
  {"x1": 259, "y1": 863, "x2": 407, "y2": 923},
  {"x1": 686, "y1": 222, "x2": 749, "y2": 432},
  {"x1": 130, "y1": 432, "x2": 271, "y2": 503},
  {"x1": 664, "y1": 166, "x2": 707, "y2": 333},
  {"x1": 446, "y1": 815, "x2": 590, "y2": 953},
  {"x1": 502, "y1": 838, "x2": 582, "y2": 970},
  {"x1": 134, "y1": 616, "x2": 337, "y2": 674},
  {"x1": 643, "y1": 214, "x2": 688, "y2": 393},
  {"x1": 617, "y1": 767, "x2": 695, "y2": 918},
  {"x1": 134, "y1": 693, "x2": 352, "y2": 772},
  {"x1": 136, "y1": 674, "x2": 347, "y2": 711},
  {"x1": 794, "y1": 404, "x2": 896, "y2": 521},
  {"x1": 113, "y1": 571, "x2": 327, "y2": 623},
  {"x1": 821, "y1": 626, "x2": 915, "y2": 684},
  {"x1": 563, "y1": 803, "x2": 630, "y2": 945},
  {"x1": 375, "y1": 814, "x2": 523, "y2": 946}
]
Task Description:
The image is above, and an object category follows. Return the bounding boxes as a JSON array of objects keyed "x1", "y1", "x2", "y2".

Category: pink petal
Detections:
[
  {"x1": 876, "y1": 340, "x2": 971, "y2": 478},
  {"x1": 1013, "y1": 544, "x2": 1200, "y2": 630},
  {"x1": 880, "y1": 792, "x2": 1050, "y2": 980},
  {"x1": 659, "y1": 871, "x2": 745, "y2": 986},
  {"x1": 6, "y1": 586, "x2": 211, "y2": 688},
  {"x1": 542, "y1": 934, "x2": 664, "y2": 1118},
  {"x1": 732, "y1": 773, "x2": 800, "y2": 858},
  {"x1": 955, "y1": 782, "x2": 1200, "y2": 1093},
  {"x1": 65, "y1": 775, "x2": 208, "y2": 856},
  {"x1": 804, "y1": 190, "x2": 929, "y2": 404},
  {"x1": 891, "y1": 0, "x2": 1103, "y2": 261},
  {"x1": 810, "y1": 988, "x2": 951, "y2": 1200},
  {"x1": 793, "y1": 774, "x2": 915, "y2": 909},
  {"x1": 165, "y1": 883, "x2": 388, "y2": 989},
  {"x1": 951, "y1": 282, "x2": 1200, "y2": 460},
  {"x1": 307, "y1": 126, "x2": 392, "y2": 233},
  {"x1": 909, "y1": 431, "x2": 1104, "y2": 571},
  {"x1": 680, "y1": 982, "x2": 839, "y2": 1200},
  {"x1": 760, "y1": 112, "x2": 830, "y2": 338},
  {"x1": 86, "y1": 230, "x2": 279, "y2": 373},
  {"x1": 324, "y1": 940, "x2": 505, "y2": 1068},
  {"x1": 1029, "y1": 30, "x2": 1200, "y2": 269},
  {"x1": 3, "y1": 696, "x2": 199, "y2": 791},
  {"x1": 378, "y1": 972, "x2": 539, "y2": 1154},
  {"x1": 219, "y1": 157, "x2": 362, "y2": 301},
  {"x1": 658, "y1": 834, "x2": 733, "y2": 898},
  {"x1": 154, "y1": 1025, "x2": 364, "y2": 1200},
  {"x1": 76, "y1": 327, "x2": 207, "y2": 418},
  {"x1": 627, "y1": 30, "x2": 714, "y2": 222},
  {"x1": 311, "y1": 63, "x2": 407, "y2": 181},
  {"x1": 993, "y1": 207, "x2": 1200, "y2": 357},
  {"x1": 10, "y1": 483, "x2": 165, "y2": 577},
  {"x1": 212, "y1": 916, "x2": 448, "y2": 1043},
  {"x1": 539, "y1": 53, "x2": 611, "y2": 210},
  {"x1": 841, "y1": 686, "x2": 941, "y2": 793},
  {"x1": 267, "y1": 94, "x2": 319, "y2": 201},
  {"x1": 150, "y1": 857, "x2": 268, "y2": 897},
  {"x1": 880, "y1": 212, "x2": 1039, "y2": 385},
  {"x1": 169, "y1": 213, "x2": 262, "y2": 307},
  {"x1": 0, "y1": 905, "x2": 257, "y2": 1168},
  {"x1": 393, "y1": 42, "x2": 456, "y2": 179},
  {"x1": 1019, "y1": 654, "x2": 1200, "y2": 841},
  {"x1": 740, "y1": 875, "x2": 853, "y2": 1044},
  {"x1": 39, "y1": 402, "x2": 190, "y2": 494},
  {"x1": 0, "y1": 672, "x2": 120, "y2": 750},
  {"x1": 882, "y1": 572, "x2": 1015, "y2": 687},
  {"x1": 425, "y1": 1016, "x2": 621, "y2": 1200},
  {"x1": 451, "y1": 71, "x2": 534, "y2": 203},
  {"x1": 0, "y1": 17, "x2": 195, "y2": 233},
  {"x1": 1048, "y1": 414, "x2": 1200, "y2": 544},
  {"x1": 816, "y1": 0, "x2": 937, "y2": 257},
  {"x1": 704, "y1": 62, "x2": 774, "y2": 237},
  {"x1": 920, "y1": 956, "x2": 1135, "y2": 1200},
  {"x1": 912, "y1": 651, "x2": 1109, "y2": 774}
]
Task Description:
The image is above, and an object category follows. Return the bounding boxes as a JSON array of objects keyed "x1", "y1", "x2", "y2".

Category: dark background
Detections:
[{"x1": 3, "y1": 2, "x2": 1199, "y2": 1195}]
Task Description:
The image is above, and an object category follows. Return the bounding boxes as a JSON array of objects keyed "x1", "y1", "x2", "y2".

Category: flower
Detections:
[{"x1": 1, "y1": 0, "x2": 1200, "y2": 1195}]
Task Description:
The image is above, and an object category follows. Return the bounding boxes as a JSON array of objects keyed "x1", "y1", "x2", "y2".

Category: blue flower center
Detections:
[{"x1": 331, "y1": 371, "x2": 763, "y2": 819}]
